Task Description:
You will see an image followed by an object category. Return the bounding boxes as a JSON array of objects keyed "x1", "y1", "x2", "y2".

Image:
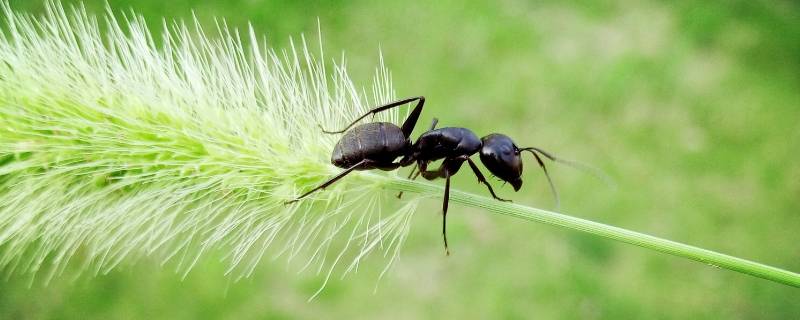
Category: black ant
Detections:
[{"x1": 287, "y1": 97, "x2": 574, "y2": 254}]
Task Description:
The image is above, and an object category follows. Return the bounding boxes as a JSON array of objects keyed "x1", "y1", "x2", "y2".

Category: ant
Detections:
[{"x1": 287, "y1": 96, "x2": 572, "y2": 254}]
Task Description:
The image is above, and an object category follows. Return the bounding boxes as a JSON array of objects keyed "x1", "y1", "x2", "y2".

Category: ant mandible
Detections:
[{"x1": 287, "y1": 97, "x2": 565, "y2": 255}]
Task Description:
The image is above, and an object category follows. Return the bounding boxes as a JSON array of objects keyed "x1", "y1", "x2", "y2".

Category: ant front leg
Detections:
[{"x1": 459, "y1": 156, "x2": 511, "y2": 202}]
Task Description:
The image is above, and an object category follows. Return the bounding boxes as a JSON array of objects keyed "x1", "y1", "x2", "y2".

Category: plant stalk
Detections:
[{"x1": 377, "y1": 175, "x2": 800, "y2": 288}]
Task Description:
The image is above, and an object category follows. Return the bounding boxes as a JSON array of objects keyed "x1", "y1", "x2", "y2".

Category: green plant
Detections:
[{"x1": 0, "y1": 1, "x2": 797, "y2": 296}]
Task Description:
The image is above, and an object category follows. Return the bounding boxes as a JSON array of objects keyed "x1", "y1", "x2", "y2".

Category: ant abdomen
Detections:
[{"x1": 331, "y1": 122, "x2": 409, "y2": 169}]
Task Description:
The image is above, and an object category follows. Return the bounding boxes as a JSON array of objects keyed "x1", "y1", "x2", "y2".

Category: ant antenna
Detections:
[
  {"x1": 519, "y1": 148, "x2": 560, "y2": 209},
  {"x1": 521, "y1": 147, "x2": 616, "y2": 190}
]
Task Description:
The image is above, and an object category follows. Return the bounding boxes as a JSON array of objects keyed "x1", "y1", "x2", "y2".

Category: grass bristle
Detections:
[{"x1": 0, "y1": 1, "x2": 416, "y2": 291}]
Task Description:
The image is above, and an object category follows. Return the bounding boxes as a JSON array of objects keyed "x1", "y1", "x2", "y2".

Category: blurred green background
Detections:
[{"x1": 2, "y1": 0, "x2": 799, "y2": 318}]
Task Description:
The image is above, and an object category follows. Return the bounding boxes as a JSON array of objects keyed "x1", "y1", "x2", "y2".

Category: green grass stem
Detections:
[{"x1": 379, "y1": 175, "x2": 800, "y2": 288}]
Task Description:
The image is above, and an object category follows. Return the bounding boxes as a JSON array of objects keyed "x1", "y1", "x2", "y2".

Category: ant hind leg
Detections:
[
  {"x1": 285, "y1": 159, "x2": 374, "y2": 204},
  {"x1": 320, "y1": 96, "x2": 425, "y2": 134}
]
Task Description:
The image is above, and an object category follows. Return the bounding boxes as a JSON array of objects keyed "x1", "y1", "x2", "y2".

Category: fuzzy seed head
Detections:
[{"x1": 0, "y1": 1, "x2": 417, "y2": 292}]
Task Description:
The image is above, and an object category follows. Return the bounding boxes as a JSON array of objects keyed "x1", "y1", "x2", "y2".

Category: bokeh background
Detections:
[{"x1": 2, "y1": 0, "x2": 799, "y2": 318}]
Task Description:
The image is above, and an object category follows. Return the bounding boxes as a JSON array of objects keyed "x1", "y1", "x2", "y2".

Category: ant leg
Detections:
[
  {"x1": 428, "y1": 117, "x2": 439, "y2": 130},
  {"x1": 396, "y1": 117, "x2": 438, "y2": 186},
  {"x1": 460, "y1": 156, "x2": 511, "y2": 202},
  {"x1": 427, "y1": 158, "x2": 462, "y2": 255},
  {"x1": 396, "y1": 166, "x2": 421, "y2": 199},
  {"x1": 410, "y1": 169, "x2": 421, "y2": 180},
  {"x1": 406, "y1": 165, "x2": 419, "y2": 180},
  {"x1": 420, "y1": 164, "x2": 446, "y2": 180},
  {"x1": 420, "y1": 157, "x2": 464, "y2": 181},
  {"x1": 396, "y1": 117, "x2": 437, "y2": 187},
  {"x1": 400, "y1": 97, "x2": 426, "y2": 137},
  {"x1": 285, "y1": 159, "x2": 374, "y2": 204},
  {"x1": 320, "y1": 96, "x2": 425, "y2": 134},
  {"x1": 442, "y1": 168, "x2": 452, "y2": 256},
  {"x1": 415, "y1": 159, "x2": 440, "y2": 180},
  {"x1": 519, "y1": 149, "x2": 559, "y2": 209}
]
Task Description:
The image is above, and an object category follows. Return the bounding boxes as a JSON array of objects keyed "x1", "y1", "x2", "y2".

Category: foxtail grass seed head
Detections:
[
  {"x1": 3, "y1": 1, "x2": 799, "y2": 292},
  {"x1": 0, "y1": 1, "x2": 417, "y2": 291}
]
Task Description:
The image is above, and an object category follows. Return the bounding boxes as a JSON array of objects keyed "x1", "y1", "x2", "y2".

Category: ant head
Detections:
[
  {"x1": 480, "y1": 134, "x2": 561, "y2": 209},
  {"x1": 479, "y1": 133, "x2": 524, "y2": 191}
]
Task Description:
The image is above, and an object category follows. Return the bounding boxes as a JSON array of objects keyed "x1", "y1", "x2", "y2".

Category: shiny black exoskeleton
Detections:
[
  {"x1": 286, "y1": 97, "x2": 426, "y2": 200},
  {"x1": 288, "y1": 96, "x2": 563, "y2": 254},
  {"x1": 330, "y1": 122, "x2": 410, "y2": 170},
  {"x1": 479, "y1": 133, "x2": 560, "y2": 207},
  {"x1": 404, "y1": 122, "x2": 507, "y2": 201}
]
